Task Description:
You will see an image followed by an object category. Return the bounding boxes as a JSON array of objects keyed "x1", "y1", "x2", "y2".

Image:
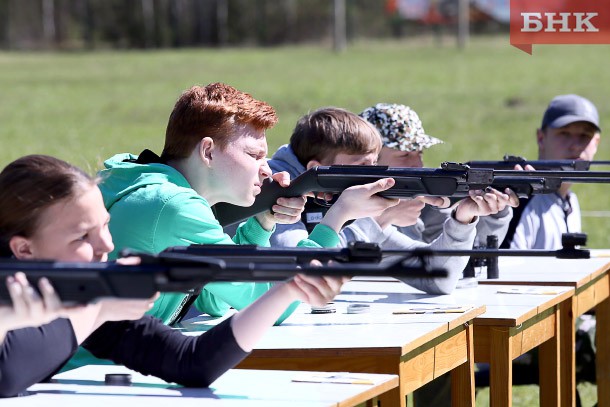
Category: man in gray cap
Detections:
[
  {"x1": 487, "y1": 95, "x2": 601, "y2": 405},
  {"x1": 505, "y1": 94, "x2": 601, "y2": 250}
]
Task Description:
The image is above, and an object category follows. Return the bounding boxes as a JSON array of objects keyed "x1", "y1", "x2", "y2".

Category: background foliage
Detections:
[
  {"x1": 1, "y1": 36, "x2": 608, "y2": 253},
  {"x1": 0, "y1": 5, "x2": 607, "y2": 404}
]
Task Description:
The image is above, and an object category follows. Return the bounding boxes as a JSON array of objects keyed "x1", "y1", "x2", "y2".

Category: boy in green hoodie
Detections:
[{"x1": 98, "y1": 83, "x2": 399, "y2": 326}]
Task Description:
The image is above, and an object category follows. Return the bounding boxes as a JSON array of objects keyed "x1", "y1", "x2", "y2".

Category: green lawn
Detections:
[
  {"x1": 0, "y1": 36, "x2": 607, "y2": 405},
  {"x1": 2, "y1": 35, "x2": 608, "y2": 247}
]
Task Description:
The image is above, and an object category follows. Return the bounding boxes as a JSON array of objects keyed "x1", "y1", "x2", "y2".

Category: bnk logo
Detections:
[{"x1": 510, "y1": 0, "x2": 610, "y2": 54}]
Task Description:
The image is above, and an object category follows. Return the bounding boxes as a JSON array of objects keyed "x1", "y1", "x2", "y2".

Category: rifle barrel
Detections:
[
  {"x1": 213, "y1": 165, "x2": 610, "y2": 226},
  {"x1": 383, "y1": 248, "x2": 590, "y2": 259},
  {"x1": 466, "y1": 160, "x2": 610, "y2": 171}
]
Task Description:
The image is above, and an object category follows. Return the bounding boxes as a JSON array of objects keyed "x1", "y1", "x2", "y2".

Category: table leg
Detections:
[
  {"x1": 559, "y1": 296, "x2": 576, "y2": 407},
  {"x1": 451, "y1": 323, "x2": 475, "y2": 407},
  {"x1": 597, "y1": 297, "x2": 610, "y2": 407},
  {"x1": 539, "y1": 308, "x2": 560, "y2": 407},
  {"x1": 489, "y1": 326, "x2": 512, "y2": 407},
  {"x1": 377, "y1": 386, "x2": 404, "y2": 407}
]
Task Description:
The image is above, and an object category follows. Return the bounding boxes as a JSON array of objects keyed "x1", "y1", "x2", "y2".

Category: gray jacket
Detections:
[
  {"x1": 402, "y1": 204, "x2": 512, "y2": 246},
  {"x1": 268, "y1": 144, "x2": 479, "y2": 294}
]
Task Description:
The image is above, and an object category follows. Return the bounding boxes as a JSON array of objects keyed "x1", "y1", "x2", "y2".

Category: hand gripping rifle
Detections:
[
  {"x1": 466, "y1": 154, "x2": 610, "y2": 171},
  {"x1": 0, "y1": 243, "x2": 446, "y2": 305},
  {"x1": 212, "y1": 163, "x2": 610, "y2": 226}
]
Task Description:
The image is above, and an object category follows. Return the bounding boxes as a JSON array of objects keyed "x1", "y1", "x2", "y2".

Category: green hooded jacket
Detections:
[
  {"x1": 62, "y1": 152, "x2": 340, "y2": 371},
  {"x1": 99, "y1": 153, "x2": 340, "y2": 323}
]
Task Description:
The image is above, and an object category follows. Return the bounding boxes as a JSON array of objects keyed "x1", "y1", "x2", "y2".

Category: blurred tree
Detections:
[
  {"x1": 0, "y1": 0, "x2": 497, "y2": 50},
  {"x1": 42, "y1": 0, "x2": 55, "y2": 46}
]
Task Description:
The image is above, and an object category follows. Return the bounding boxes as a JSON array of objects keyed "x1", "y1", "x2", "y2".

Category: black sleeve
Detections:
[
  {"x1": 82, "y1": 315, "x2": 249, "y2": 387},
  {"x1": 0, "y1": 318, "x2": 78, "y2": 397},
  {"x1": 500, "y1": 197, "x2": 529, "y2": 248}
]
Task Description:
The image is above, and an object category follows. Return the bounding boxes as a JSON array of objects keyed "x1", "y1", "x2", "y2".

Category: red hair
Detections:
[{"x1": 161, "y1": 83, "x2": 278, "y2": 160}]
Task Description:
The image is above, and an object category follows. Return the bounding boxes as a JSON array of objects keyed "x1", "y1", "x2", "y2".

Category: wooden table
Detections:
[
  {"x1": 477, "y1": 254, "x2": 610, "y2": 406},
  {"x1": 339, "y1": 280, "x2": 574, "y2": 407},
  {"x1": 4, "y1": 365, "x2": 398, "y2": 407},
  {"x1": 179, "y1": 299, "x2": 485, "y2": 407}
]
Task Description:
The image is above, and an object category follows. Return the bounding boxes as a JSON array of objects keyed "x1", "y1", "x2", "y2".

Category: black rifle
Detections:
[
  {"x1": 156, "y1": 232, "x2": 595, "y2": 283},
  {"x1": 0, "y1": 249, "x2": 446, "y2": 305},
  {"x1": 161, "y1": 235, "x2": 593, "y2": 264},
  {"x1": 141, "y1": 233, "x2": 595, "y2": 288},
  {"x1": 212, "y1": 163, "x2": 610, "y2": 226},
  {"x1": 160, "y1": 241, "x2": 383, "y2": 264},
  {"x1": 466, "y1": 154, "x2": 610, "y2": 171}
]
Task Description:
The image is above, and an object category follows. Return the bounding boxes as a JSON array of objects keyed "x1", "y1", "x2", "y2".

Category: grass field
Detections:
[
  {"x1": 1, "y1": 35, "x2": 609, "y2": 249},
  {"x1": 0, "y1": 35, "x2": 607, "y2": 405}
]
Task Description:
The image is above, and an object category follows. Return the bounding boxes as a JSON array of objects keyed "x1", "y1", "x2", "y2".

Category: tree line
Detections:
[{"x1": 0, "y1": 0, "x2": 398, "y2": 50}]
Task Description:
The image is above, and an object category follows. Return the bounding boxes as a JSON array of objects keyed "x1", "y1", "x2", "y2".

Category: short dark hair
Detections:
[{"x1": 290, "y1": 107, "x2": 381, "y2": 165}]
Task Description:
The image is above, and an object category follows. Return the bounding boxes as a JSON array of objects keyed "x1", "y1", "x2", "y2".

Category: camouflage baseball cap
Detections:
[{"x1": 359, "y1": 103, "x2": 443, "y2": 152}]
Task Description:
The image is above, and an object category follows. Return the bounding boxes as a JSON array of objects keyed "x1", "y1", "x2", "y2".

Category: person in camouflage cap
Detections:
[
  {"x1": 359, "y1": 103, "x2": 443, "y2": 152},
  {"x1": 361, "y1": 101, "x2": 517, "y2": 406}
]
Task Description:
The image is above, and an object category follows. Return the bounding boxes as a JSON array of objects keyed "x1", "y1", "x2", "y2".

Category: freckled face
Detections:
[{"x1": 210, "y1": 123, "x2": 272, "y2": 206}]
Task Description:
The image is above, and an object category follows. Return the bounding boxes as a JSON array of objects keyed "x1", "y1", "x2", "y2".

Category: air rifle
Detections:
[
  {"x1": 144, "y1": 233, "x2": 598, "y2": 285},
  {"x1": 212, "y1": 163, "x2": 610, "y2": 226},
  {"x1": 466, "y1": 154, "x2": 610, "y2": 171},
  {"x1": 0, "y1": 248, "x2": 446, "y2": 305},
  {"x1": 161, "y1": 241, "x2": 384, "y2": 264}
]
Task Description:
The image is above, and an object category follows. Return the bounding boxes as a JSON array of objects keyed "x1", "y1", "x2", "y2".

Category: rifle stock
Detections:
[{"x1": 213, "y1": 163, "x2": 610, "y2": 226}]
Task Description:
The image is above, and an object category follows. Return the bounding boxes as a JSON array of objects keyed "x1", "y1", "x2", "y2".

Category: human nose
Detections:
[
  {"x1": 95, "y1": 227, "x2": 115, "y2": 258},
  {"x1": 260, "y1": 160, "x2": 272, "y2": 179},
  {"x1": 569, "y1": 139, "x2": 588, "y2": 156}
]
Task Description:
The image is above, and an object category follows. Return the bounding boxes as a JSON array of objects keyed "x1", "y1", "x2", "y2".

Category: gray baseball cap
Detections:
[{"x1": 541, "y1": 94, "x2": 601, "y2": 132}]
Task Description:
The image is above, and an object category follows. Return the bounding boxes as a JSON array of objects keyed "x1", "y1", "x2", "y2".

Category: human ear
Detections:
[
  {"x1": 590, "y1": 133, "x2": 601, "y2": 155},
  {"x1": 199, "y1": 137, "x2": 215, "y2": 166},
  {"x1": 593, "y1": 133, "x2": 601, "y2": 148},
  {"x1": 536, "y1": 129, "x2": 546, "y2": 153},
  {"x1": 9, "y1": 236, "x2": 35, "y2": 260},
  {"x1": 306, "y1": 160, "x2": 322, "y2": 170}
]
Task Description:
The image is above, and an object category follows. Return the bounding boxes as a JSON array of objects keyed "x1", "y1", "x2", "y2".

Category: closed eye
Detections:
[{"x1": 250, "y1": 152, "x2": 266, "y2": 160}]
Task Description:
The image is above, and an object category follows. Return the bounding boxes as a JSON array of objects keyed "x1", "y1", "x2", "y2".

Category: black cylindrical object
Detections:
[
  {"x1": 105, "y1": 373, "x2": 132, "y2": 386},
  {"x1": 486, "y1": 235, "x2": 499, "y2": 279}
]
